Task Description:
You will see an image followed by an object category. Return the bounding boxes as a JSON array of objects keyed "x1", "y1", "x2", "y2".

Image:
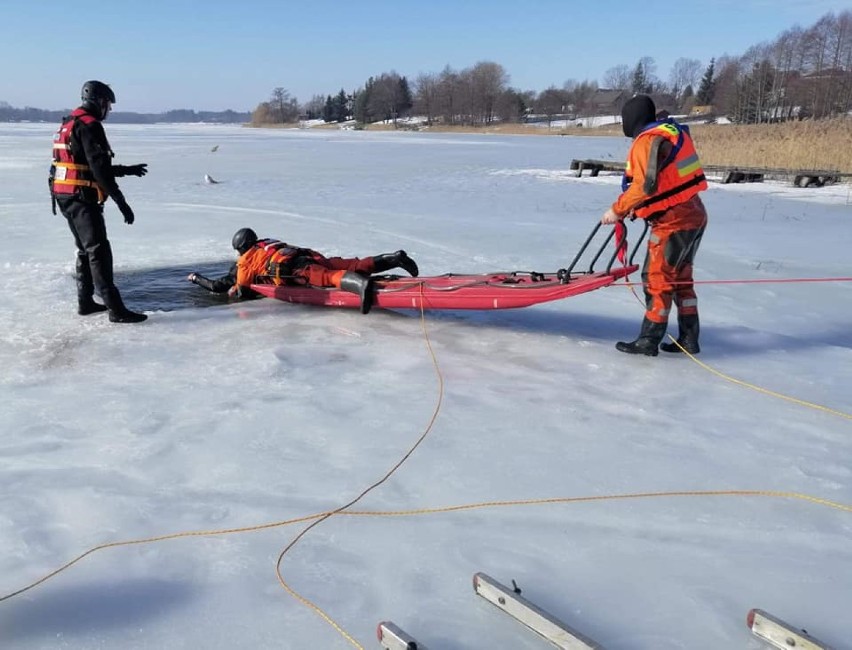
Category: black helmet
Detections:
[
  {"x1": 81, "y1": 80, "x2": 116, "y2": 120},
  {"x1": 621, "y1": 94, "x2": 656, "y2": 138},
  {"x1": 232, "y1": 228, "x2": 258, "y2": 254},
  {"x1": 81, "y1": 80, "x2": 116, "y2": 104}
]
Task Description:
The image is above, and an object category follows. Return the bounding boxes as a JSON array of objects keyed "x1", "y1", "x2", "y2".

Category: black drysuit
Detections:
[
  {"x1": 189, "y1": 264, "x2": 260, "y2": 300},
  {"x1": 190, "y1": 264, "x2": 237, "y2": 293},
  {"x1": 55, "y1": 109, "x2": 137, "y2": 314}
]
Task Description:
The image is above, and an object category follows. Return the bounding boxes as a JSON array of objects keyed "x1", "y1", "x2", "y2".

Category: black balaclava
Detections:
[
  {"x1": 621, "y1": 94, "x2": 657, "y2": 138},
  {"x1": 81, "y1": 99, "x2": 105, "y2": 120}
]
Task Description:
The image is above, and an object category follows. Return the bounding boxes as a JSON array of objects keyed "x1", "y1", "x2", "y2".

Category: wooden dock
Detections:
[
  {"x1": 569, "y1": 159, "x2": 626, "y2": 178},
  {"x1": 569, "y1": 159, "x2": 850, "y2": 187}
]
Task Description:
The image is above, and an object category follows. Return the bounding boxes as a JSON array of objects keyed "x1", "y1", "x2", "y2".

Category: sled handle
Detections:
[
  {"x1": 628, "y1": 220, "x2": 650, "y2": 267},
  {"x1": 563, "y1": 222, "x2": 603, "y2": 276}
]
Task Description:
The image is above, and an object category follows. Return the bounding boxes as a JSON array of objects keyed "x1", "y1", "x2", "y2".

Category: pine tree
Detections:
[
  {"x1": 353, "y1": 78, "x2": 375, "y2": 125},
  {"x1": 322, "y1": 95, "x2": 334, "y2": 122},
  {"x1": 631, "y1": 62, "x2": 648, "y2": 94},
  {"x1": 398, "y1": 76, "x2": 413, "y2": 116},
  {"x1": 696, "y1": 59, "x2": 716, "y2": 105},
  {"x1": 332, "y1": 88, "x2": 349, "y2": 122}
]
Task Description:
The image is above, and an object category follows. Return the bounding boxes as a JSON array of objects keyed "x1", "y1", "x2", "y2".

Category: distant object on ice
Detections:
[
  {"x1": 210, "y1": 145, "x2": 219, "y2": 152},
  {"x1": 204, "y1": 174, "x2": 220, "y2": 184}
]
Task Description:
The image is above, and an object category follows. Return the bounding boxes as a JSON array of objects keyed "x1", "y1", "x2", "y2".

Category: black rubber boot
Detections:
[
  {"x1": 102, "y1": 287, "x2": 148, "y2": 324},
  {"x1": 109, "y1": 309, "x2": 147, "y2": 324},
  {"x1": 339, "y1": 272, "x2": 375, "y2": 314},
  {"x1": 371, "y1": 250, "x2": 419, "y2": 277},
  {"x1": 78, "y1": 298, "x2": 108, "y2": 316},
  {"x1": 615, "y1": 317, "x2": 667, "y2": 356},
  {"x1": 75, "y1": 253, "x2": 108, "y2": 315},
  {"x1": 660, "y1": 314, "x2": 700, "y2": 354}
]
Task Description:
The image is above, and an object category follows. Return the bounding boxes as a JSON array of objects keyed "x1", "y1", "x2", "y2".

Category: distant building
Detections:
[
  {"x1": 800, "y1": 67, "x2": 849, "y2": 82},
  {"x1": 589, "y1": 89, "x2": 629, "y2": 116},
  {"x1": 764, "y1": 105, "x2": 804, "y2": 122},
  {"x1": 588, "y1": 89, "x2": 677, "y2": 118}
]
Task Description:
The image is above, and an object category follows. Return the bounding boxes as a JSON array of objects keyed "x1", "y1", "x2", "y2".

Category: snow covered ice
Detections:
[{"x1": 1, "y1": 122, "x2": 850, "y2": 649}]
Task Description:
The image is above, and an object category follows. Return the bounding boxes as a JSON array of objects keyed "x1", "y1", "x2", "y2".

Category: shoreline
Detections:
[{"x1": 248, "y1": 118, "x2": 852, "y2": 173}]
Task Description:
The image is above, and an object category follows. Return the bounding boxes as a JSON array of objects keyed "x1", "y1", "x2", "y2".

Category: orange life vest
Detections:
[
  {"x1": 623, "y1": 121, "x2": 707, "y2": 220},
  {"x1": 235, "y1": 239, "x2": 313, "y2": 287},
  {"x1": 50, "y1": 108, "x2": 106, "y2": 203}
]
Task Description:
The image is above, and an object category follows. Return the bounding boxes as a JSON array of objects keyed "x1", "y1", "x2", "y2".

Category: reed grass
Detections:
[
  {"x1": 264, "y1": 117, "x2": 852, "y2": 173},
  {"x1": 371, "y1": 119, "x2": 852, "y2": 172},
  {"x1": 690, "y1": 119, "x2": 852, "y2": 172}
]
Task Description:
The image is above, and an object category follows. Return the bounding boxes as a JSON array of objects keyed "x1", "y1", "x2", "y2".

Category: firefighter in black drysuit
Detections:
[{"x1": 50, "y1": 80, "x2": 148, "y2": 323}]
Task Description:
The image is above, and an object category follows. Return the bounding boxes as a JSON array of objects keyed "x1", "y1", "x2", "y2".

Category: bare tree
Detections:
[
  {"x1": 712, "y1": 56, "x2": 740, "y2": 118},
  {"x1": 537, "y1": 86, "x2": 569, "y2": 127},
  {"x1": 302, "y1": 94, "x2": 326, "y2": 120},
  {"x1": 493, "y1": 88, "x2": 528, "y2": 123},
  {"x1": 669, "y1": 58, "x2": 702, "y2": 103},
  {"x1": 413, "y1": 72, "x2": 439, "y2": 125},
  {"x1": 456, "y1": 68, "x2": 476, "y2": 125},
  {"x1": 822, "y1": 10, "x2": 852, "y2": 114},
  {"x1": 603, "y1": 65, "x2": 630, "y2": 90},
  {"x1": 768, "y1": 27, "x2": 804, "y2": 119},
  {"x1": 710, "y1": 11, "x2": 852, "y2": 122},
  {"x1": 568, "y1": 80, "x2": 598, "y2": 116},
  {"x1": 469, "y1": 61, "x2": 510, "y2": 124},
  {"x1": 436, "y1": 65, "x2": 462, "y2": 125},
  {"x1": 280, "y1": 9, "x2": 852, "y2": 129},
  {"x1": 841, "y1": 10, "x2": 852, "y2": 113},
  {"x1": 640, "y1": 57, "x2": 660, "y2": 88},
  {"x1": 269, "y1": 87, "x2": 299, "y2": 123}
]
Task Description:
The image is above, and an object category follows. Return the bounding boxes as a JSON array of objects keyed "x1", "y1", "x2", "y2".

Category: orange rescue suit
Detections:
[
  {"x1": 613, "y1": 120, "x2": 709, "y2": 324},
  {"x1": 234, "y1": 239, "x2": 375, "y2": 292}
]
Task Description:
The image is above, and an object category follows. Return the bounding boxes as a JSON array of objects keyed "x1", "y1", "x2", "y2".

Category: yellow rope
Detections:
[
  {"x1": 616, "y1": 277, "x2": 852, "y2": 420},
  {"x1": 273, "y1": 284, "x2": 445, "y2": 649},
  {"x1": 665, "y1": 337, "x2": 852, "y2": 419},
  {"x1": 2, "y1": 490, "x2": 848, "y2": 607},
  {"x1": 3, "y1": 270, "x2": 850, "y2": 649},
  {"x1": 0, "y1": 513, "x2": 322, "y2": 604},
  {"x1": 344, "y1": 489, "x2": 852, "y2": 516}
]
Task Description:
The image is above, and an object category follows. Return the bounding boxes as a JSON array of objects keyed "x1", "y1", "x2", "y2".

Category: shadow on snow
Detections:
[
  {"x1": 0, "y1": 578, "x2": 195, "y2": 642},
  {"x1": 111, "y1": 263, "x2": 852, "y2": 354}
]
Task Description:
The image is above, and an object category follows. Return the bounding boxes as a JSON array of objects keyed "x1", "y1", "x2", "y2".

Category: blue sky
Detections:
[{"x1": 2, "y1": 0, "x2": 849, "y2": 113}]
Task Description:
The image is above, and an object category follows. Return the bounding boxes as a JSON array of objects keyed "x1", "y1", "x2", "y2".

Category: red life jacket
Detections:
[
  {"x1": 50, "y1": 108, "x2": 106, "y2": 203},
  {"x1": 624, "y1": 121, "x2": 707, "y2": 220}
]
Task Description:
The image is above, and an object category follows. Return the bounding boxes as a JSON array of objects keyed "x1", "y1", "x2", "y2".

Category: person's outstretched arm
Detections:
[{"x1": 187, "y1": 263, "x2": 236, "y2": 293}]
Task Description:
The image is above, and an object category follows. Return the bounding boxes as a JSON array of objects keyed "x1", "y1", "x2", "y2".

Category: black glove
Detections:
[
  {"x1": 114, "y1": 164, "x2": 148, "y2": 177},
  {"x1": 117, "y1": 200, "x2": 135, "y2": 225}
]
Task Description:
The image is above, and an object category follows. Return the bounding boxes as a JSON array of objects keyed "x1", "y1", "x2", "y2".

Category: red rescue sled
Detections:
[{"x1": 250, "y1": 222, "x2": 645, "y2": 311}]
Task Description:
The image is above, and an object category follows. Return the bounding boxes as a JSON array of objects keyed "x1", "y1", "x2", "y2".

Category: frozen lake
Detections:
[{"x1": 1, "y1": 123, "x2": 850, "y2": 649}]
